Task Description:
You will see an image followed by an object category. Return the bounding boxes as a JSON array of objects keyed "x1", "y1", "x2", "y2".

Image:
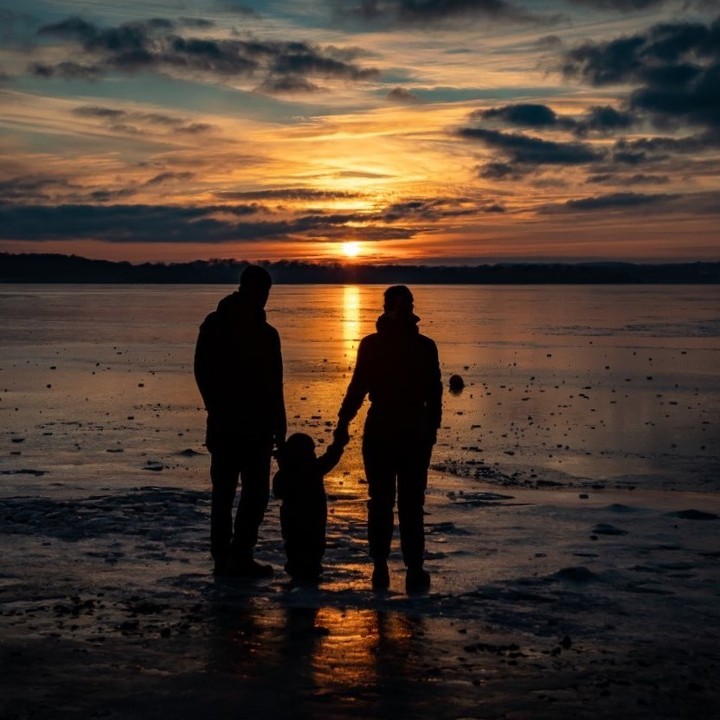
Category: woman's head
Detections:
[{"x1": 383, "y1": 285, "x2": 414, "y2": 316}]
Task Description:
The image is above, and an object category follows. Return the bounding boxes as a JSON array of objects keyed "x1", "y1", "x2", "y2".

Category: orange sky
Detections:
[{"x1": 1, "y1": 1, "x2": 719, "y2": 264}]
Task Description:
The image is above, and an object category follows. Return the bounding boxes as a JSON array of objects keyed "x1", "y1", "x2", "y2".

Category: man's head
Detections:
[
  {"x1": 240, "y1": 264, "x2": 272, "y2": 308},
  {"x1": 383, "y1": 285, "x2": 414, "y2": 317}
]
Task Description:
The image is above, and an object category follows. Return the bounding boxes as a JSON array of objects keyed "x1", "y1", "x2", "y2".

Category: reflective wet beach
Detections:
[
  {"x1": 1, "y1": 283, "x2": 717, "y2": 492},
  {"x1": 1, "y1": 284, "x2": 719, "y2": 719}
]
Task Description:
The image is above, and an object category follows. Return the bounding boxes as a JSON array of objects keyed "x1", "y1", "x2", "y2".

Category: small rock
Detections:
[
  {"x1": 669, "y1": 509, "x2": 718, "y2": 521},
  {"x1": 555, "y1": 566, "x2": 598, "y2": 583},
  {"x1": 449, "y1": 375, "x2": 465, "y2": 393},
  {"x1": 592, "y1": 523, "x2": 628, "y2": 536}
]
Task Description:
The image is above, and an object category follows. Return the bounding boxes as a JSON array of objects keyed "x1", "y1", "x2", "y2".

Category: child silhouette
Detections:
[{"x1": 273, "y1": 433, "x2": 345, "y2": 584}]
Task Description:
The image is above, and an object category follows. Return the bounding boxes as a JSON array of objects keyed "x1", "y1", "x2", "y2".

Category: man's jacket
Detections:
[{"x1": 194, "y1": 288, "x2": 286, "y2": 447}]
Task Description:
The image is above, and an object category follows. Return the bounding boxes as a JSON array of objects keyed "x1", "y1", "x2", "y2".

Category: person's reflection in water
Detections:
[
  {"x1": 204, "y1": 597, "x2": 319, "y2": 718},
  {"x1": 309, "y1": 607, "x2": 426, "y2": 716},
  {"x1": 204, "y1": 595, "x2": 428, "y2": 719}
]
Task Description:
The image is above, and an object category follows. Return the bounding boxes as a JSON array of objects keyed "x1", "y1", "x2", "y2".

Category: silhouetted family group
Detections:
[{"x1": 194, "y1": 265, "x2": 442, "y2": 593}]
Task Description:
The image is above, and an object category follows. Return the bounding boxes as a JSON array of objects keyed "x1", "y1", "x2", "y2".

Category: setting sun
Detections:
[{"x1": 341, "y1": 241, "x2": 362, "y2": 258}]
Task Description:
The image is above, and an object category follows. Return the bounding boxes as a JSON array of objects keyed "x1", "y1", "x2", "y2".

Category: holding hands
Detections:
[{"x1": 333, "y1": 423, "x2": 350, "y2": 448}]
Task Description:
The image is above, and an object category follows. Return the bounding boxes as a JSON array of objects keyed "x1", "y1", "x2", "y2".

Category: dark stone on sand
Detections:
[
  {"x1": 0, "y1": 468, "x2": 47, "y2": 476},
  {"x1": 555, "y1": 566, "x2": 598, "y2": 583},
  {"x1": 178, "y1": 448, "x2": 203, "y2": 457},
  {"x1": 449, "y1": 374, "x2": 465, "y2": 393},
  {"x1": 427, "y1": 521, "x2": 472, "y2": 536},
  {"x1": 592, "y1": 523, "x2": 628, "y2": 535},
  {"x1": 463, "y1": 641, "x2": 521, "y2": 655},
  {"x1": 144, "y1": 461, "x2": 164, "y2": 472},
  {"x1": 604, "y1": 503, "x2": 642, "y2": 513},
  {"x1": 126, "y1": 599, "x2": 169, "y2": 615},
  {"x1": 449, "y1": 491, "x2": 515, "y2": 507},
  {"x1": 668, "y1": 509, "x2": 719, "y2": 521}
]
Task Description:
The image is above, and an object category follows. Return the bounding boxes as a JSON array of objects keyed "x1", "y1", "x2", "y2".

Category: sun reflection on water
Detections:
[
  {"x1": 343, "y1": 285, "x2": 361, "y2": 355},
  {"x1": 207, "y1": 602, "x2": 424, "y2": 714},
  {"x1": 311, "y1": 608, "x2": 418, "y2": 694}
]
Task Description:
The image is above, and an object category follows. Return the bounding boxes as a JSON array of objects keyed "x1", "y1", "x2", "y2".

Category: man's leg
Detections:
[
  {"x1": 231, "y1": 441, "x2": 272, "y2": 564},
  {"x1": 210, "y1": 448, "x2": 241, "y2": 567}
]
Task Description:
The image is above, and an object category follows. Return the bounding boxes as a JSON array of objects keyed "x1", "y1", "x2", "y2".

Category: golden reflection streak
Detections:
[
  {"x1": 343, "y1": 285, "x2": 361, "y2": 357},
  {"x1": 311, "y1": 608, "x2": 416, "y2": 692}
]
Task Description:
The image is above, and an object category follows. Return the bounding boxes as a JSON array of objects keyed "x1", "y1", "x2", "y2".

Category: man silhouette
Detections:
[
  {"x1": 335, "y1": 285, "x2": 442, "y2": 592},
  {"x1": 194, "y1": 265, "x2": 286, "y2": 577}
]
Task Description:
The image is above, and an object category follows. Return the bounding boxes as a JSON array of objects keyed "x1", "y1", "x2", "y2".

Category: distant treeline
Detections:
[{"x1": 1, "y1": 252, "x2": 719, "y2": 284}]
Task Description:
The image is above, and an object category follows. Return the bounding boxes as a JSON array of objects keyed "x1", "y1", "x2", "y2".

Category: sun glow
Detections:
[{"x1": 341, "y1": 241, "x2": 362, "y2": 258}]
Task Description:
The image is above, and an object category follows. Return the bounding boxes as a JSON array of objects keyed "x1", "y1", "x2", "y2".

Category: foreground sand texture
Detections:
[
  {"x1": 1, "y1": 284, "x2": 719, "y2": 719},
  {"x1": 2, "y1": 475, "x2": 719, "y2": 719}
]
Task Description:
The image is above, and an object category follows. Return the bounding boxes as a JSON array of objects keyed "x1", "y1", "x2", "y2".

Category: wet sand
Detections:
[
  {"x1": 1, "y1": 284, "x2": 719, "y2": 718},
  {"x1": 2, "y1": 465, "x2": 719, "y2": 719}
]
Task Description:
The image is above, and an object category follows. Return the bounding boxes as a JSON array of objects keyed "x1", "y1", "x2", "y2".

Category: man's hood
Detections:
[
  {"x1": 215, "y1": 287, "x2": 266, "y2": 324},
  {"x1": 375, "y1": 311, "x2": 420, "y2": 335}
]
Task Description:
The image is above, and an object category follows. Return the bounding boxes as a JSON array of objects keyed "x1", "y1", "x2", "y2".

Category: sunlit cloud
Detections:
[
  {"x1": 0, "y1": 1, "x2": 717, "y2": 262},
  {"x1": 330, "y1": 0, "x2": 559, "y2": 27}
]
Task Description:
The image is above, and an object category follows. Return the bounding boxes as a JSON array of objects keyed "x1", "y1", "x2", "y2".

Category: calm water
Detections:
[{"x1": 1, "y1": 284, "x2": 718, "y2": 492}]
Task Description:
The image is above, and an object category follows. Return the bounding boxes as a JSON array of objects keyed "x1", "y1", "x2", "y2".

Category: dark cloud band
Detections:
[
  {"x1": 33, "y1": 15, "x2": 379, "y2": 92},
  {"x1": 561, "y1": 15, "x2": 720, "y2": 130},
  {"x1": 458, "y1": 126, "x2": 604, "y2": 165}
]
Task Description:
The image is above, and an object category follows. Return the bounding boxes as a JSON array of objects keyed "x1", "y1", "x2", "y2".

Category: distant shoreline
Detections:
[{"x1": 1, "y1": 252, "x2": 719, "y2": 284}]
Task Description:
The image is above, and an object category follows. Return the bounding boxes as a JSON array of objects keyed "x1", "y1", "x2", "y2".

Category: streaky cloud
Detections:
[
  {"x1": 543, "y1": 189, "x2": 720, "y2": 216},
  {"x1": 29, "y1": 61, "x2": 103, "y2": 80},
  {"x1": 0, "y1": 202, "x2": 426, "y2": 244},
  {"x1": 568, "y1": 0, "x2": 669, "y2": 10},
  {"x1": 561, "y1": 15, "x2": 720, "y2": 131},
  {"x1": 564, "y1": 191, "x2": 677, "y2": 210},
  {"x1": 478, "y1": 161, "x2": 528, "y2": 180},
  {"x1": 255, "y1": 75, "x2": 323, "y2": 94},
  {"x1": 381, "y1": 198, "x2": 482, "y2": 221},
  {"x1": 537, "y1": 191, "x2": 680, "y2": 214},
  {"x1": 144, "y1": 172, "x2": 196, "y2": 186},
  {"x1": 473, "y1": 102, "x2": 636, "y2": 136},
  {"x1": 0, "y1": 176, "x2": 76, "y2": 204},
  {"x1": 333, "y1": 0, "x2": 558, "y2": 26},
  {"x1": 72, "y1": 105, "x2": 215, "y2": 134},
  {"x1": 387, "y1": 87, "x2": 422, "y2": 104},
  {"x1": 0, "y1": 204, "x2": 276, "y2": 243},
  {"x1": 575, "y1": 105, "x2": 635, "y2": 135},
  {"x1": 216, "y1": 188, "x2": 361, "y2": 200},
  {"x1": 586, "y1": 173, "x2": 670, "y2": 185},
  {"x1": 458, "y1": 126, "x2": 604, "y2": 165},
  {"x1": 612, "y1": 132, "x2": 718, "y2": 166},
  {"x1": 472, "y1": 103, "x2": 561, "y2": 127},
  {"x1": 34, "y1": 15, "x2": 380, "y2": 92}
]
